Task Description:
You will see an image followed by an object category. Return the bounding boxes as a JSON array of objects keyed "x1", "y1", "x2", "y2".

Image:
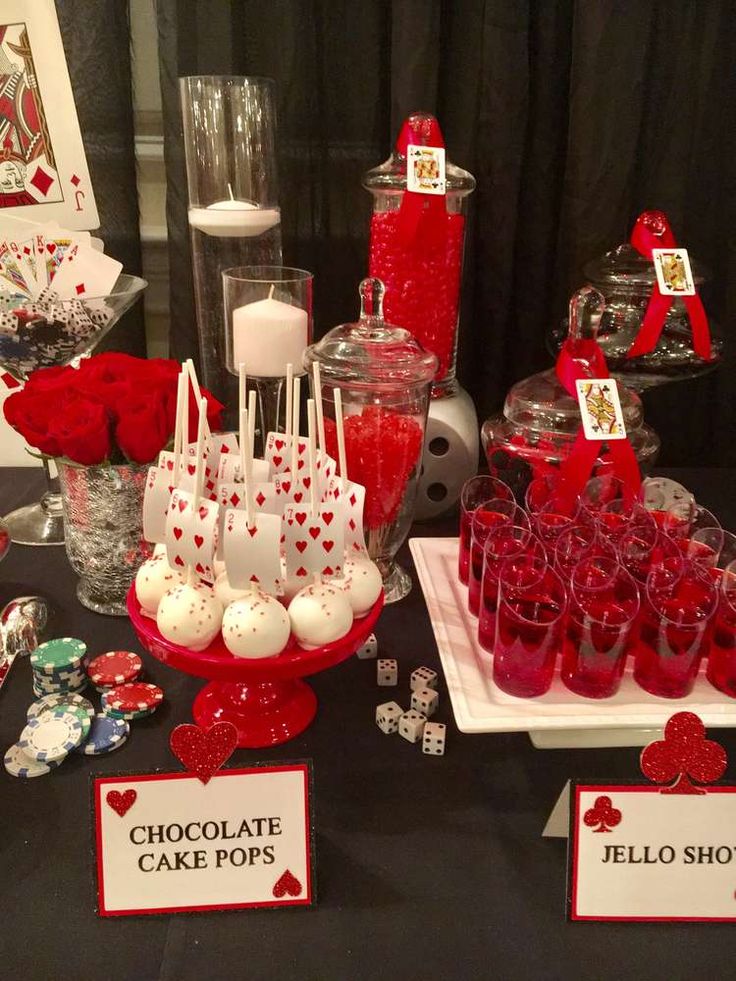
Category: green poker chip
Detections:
[{"x1": 30, "y1": 637, "x2": 86, "y2": 674}]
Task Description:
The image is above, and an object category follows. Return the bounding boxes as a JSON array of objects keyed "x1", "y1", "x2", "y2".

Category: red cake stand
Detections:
[{"x1": 127, "y1": 586, "x2": 383, "y2": 748}]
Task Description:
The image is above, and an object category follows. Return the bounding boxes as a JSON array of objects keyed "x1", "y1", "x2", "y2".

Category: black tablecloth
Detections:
[{"x1": 2, "y1": 467, "x2": 736, "y2": 981}]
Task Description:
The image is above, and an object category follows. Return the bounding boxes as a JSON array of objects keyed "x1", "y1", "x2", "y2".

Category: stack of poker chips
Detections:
[
  {"x1": 4, "y1": 643, "x2": 165, "y2": 779},
  {"x1": 30, "y1": 638, "x2": 88, "y2": 698}
]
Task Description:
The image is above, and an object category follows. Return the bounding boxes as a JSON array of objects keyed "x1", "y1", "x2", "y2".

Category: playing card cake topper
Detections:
[{"x1": 0, "y1": 1, "x2": 99, "y2": 229}]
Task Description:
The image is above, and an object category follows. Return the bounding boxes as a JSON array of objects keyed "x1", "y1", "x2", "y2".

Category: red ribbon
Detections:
[
  {"x1": 395, "y1": 113, "x2": 447, "y2": 250},
  {"x1": 556, "y1": 339, "x2": 641, "y2": 500},
  {"x1": 626, "y1": 210, "x2": 712, "y2": 361}
]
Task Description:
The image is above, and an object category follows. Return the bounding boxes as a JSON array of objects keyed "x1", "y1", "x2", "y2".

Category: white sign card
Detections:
[
  {"x1": 94, "y1": 763, "x2": 314, "y2": 917},
  {"x1": 569, "y1": 782, "x2": 736, "y2": 922}
]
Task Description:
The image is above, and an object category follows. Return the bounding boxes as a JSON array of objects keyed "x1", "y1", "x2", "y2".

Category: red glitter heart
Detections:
[
  {"x1": 295, "y1": 541, "x2": 308, "y2": 553},
  {"x1": 583, "y1": 795, "x2": 622, "y2": 833},
  {"x1": 106, "y1": 789, "x2": 137, "y2": 817},
  {"x1": 272, "y1": 869, "x2": 302, "y2": 898},
  {"x1": 640, "y1": 712, "x2": 727, "y2": 794},
  {"x1": 169, "y1": 722, "x2": 237, "y2": 785}
]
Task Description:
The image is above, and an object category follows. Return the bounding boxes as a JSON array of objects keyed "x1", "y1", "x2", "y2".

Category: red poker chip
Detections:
[
  {"x1": 87, "y1": 651, "x2": 143, "y2": 687},
  {"x1": 103, "y1": 681, "x2": 163, "y2": 713}
]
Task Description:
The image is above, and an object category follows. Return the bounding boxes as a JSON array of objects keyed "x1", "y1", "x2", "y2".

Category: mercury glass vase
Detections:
[{"x1": 58, "y1": 462, "x2": 152, "y2": 616}]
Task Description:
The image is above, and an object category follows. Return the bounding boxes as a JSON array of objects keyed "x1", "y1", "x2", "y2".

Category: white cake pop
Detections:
[
  {"x1": 288, "y1": 582, "x2": 354, "y2": 650},
  {"x1": 222, "y1": 590, "x2": 291, "y2": 659},
  {"x1": 153, "y1": 543, "x2": 167, "y2": 559},
  {"x1": 333, "y1": 555, "x2": 382, "y2": 617},
  {"x1": 157, "y1": 581, "x2": 223, "y2": 651},
  {"x1": 214, "y1": 572, "x2": 251, "y2": 609},
  {"x1": 135, "y1": 554, "x2": 186, "y2": 619}
]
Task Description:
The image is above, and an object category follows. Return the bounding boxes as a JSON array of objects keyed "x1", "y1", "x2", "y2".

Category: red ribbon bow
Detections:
[
  {"x1": 627, "y1": 210, "x2": 712, "y2": 361},
  {"x1": 395, "y1": 113, "x2": 447, "y2": 250},
  {"x1": 556, "y1": 337, "x2": 641, "y2": 500}
]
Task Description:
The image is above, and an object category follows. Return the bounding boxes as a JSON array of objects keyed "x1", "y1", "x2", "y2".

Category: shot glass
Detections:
[
  {"x1": 596, "y1": 498, "x2": 654, "y2": 547},
  {"x1": 468, "y1": 498, "x2": 529, "y2": 617},
  {"x1": 459, "y1": 475, "x2": 514, "y2": 585},
  {"x1": 554, "y1": 523, "x2": 616, "y2": 581},
  {"x1": 634, "y1": 561, "x2": 718, "y2": 699},
  {"x1": 492, "y1": 554, "x2": 566, "y2": 697},
  {"x1": 663, "y1": 504, "x2": 723, "y2": 564},
  {"x1": 580, "y1": 474, "x2": 630, "y2": 522},
  {"x1": 561, "y1": 556, "x2": 640, "y2": 698},
  {"x1": 707, "y1": 560, "x2": 736, "y2": 697},
  {"x1": 478, "y1": 525, "x2": 545, "y2": 653}
]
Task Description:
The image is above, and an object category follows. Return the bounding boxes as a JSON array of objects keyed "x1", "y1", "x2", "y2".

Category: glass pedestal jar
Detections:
[
  {"x1": 58, "y1": 462, "x2": 152, "y2": 616},
  {"x1": 483, "y1": 287, "x2": 660, "y2": 502},
  {"x1": 304, "y1": 279, "x2": 437, "y2": 603}
]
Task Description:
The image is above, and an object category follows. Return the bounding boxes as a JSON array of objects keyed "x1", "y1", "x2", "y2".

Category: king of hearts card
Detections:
[{"x1": 0, "y1": 1, "x2": 98, "y2": 230}]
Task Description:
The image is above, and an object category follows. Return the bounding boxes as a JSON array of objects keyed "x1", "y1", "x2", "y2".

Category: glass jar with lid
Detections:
[
  {"x1": 483, "y1": 287, "x2": 660, "y2": 501},
  {"x1": 548, "y1": 215, "x2": 723, "y2": 390},
  {"x1": 363, "y1": 111, "x2": 475, "y2": 397},
  {"x1": 304, "y1": 278, "x2": 437, "y2": 603}
]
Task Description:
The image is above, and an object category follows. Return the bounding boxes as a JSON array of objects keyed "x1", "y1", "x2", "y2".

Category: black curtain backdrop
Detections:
[
  {"x1": 156, "y1": 0, "x2": 736, "y2": 467},
  {"x1": 57, "y1": 0, "x2": 144, "y2": 356}
]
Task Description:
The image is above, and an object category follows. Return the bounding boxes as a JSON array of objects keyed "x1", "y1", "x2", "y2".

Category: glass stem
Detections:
[
  {"x1": 40, "y1": 457, "x2": 62, "y2": 516},
  {"x1": 254, "y1": 376, "x2": 286, "y2": 455}
]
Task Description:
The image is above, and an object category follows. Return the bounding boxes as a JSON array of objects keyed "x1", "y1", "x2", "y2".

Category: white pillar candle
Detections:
[
  {"x1": 232, "y1": 289, "x2": 309, "y2": 377},
  {"x1": 188, "y1": 199, "x2": 281, "y2": 238}
]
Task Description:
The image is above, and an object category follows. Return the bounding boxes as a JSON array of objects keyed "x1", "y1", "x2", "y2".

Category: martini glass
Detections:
[{"x1": 0, "y1": 274, "x2": 147, "y2": 545}]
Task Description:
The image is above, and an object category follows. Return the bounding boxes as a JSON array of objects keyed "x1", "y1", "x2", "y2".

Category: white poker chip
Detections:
[
  {"x1": 18, "y1": 708, "x2": 85, "y2": 762},
  {"x1": 4, "y1": 743, "x2": 59, "y2": 778},
  {"x1": 27, "y1": 693, "x2": 95, "y2": 722}
]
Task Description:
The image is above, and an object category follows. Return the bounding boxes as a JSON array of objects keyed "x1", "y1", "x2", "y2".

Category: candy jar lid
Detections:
[
  {"x1": 362, "y1": 111, "x2": 476, "y2": 196},
  {"x1": 583, "y1": 242, "x2": 708, "y2": 290},
  {"x1": 504, "y1": 286, "x2": 644, "y2": 435},
  {"x1": 303, "y1": 278, "x2": 438, "y2": 389}
]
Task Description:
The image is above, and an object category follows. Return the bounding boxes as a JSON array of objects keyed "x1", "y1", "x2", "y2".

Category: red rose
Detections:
[
  {"x1": 116, "y1": 390, "x2": 171, "y2": 464},
  {"x1": 3, "y1": 388, "x2": 62, "y2": 456},
  {"x1": 186, "y1": 387, "x2": 224, "y2": 441},
  {"x1": 24, "y1": 365, "x2": 77, "y2": 393},
  {"x1": 47, "y1": 398, "x2": 111, "y2": 465},
  {"x1": 76, "y1": 353, "x2": 140, "y2": 415}
]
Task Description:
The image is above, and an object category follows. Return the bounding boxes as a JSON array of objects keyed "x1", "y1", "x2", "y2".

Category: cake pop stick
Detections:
[
  {"x1": 307, "y1": 399, "x2": 319, "y2": 518},
  {"x1": 248, "y1": 388, "x2": 257, "y2": 458},
  {"x1": 185, "y1": 358, "x2": 211, "y2": 438},
  {"x1": 172, "y1": 369, "x2": 186, "y2": 483},
  {"x1": 312, "y1": 362, "x2": 326, "y2": 453},
  {"x1": 334, "y1": 387, "x2": 348, "y2": 492},
  {"x1": 285, "y1": 363, "x2": 294, "y2": 448},
  {"x1": 240, "y1": 408, "x2": 255, "y2": 530},
  {"x1": 291, "y1": 375, "x2": 301, "y2": 478},
  {"x1": 186, "y1": 398, "x2": 207, "y2": 585}
]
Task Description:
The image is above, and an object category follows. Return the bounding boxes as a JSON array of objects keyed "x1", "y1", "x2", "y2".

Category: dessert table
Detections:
[{"x1": 2, "y1": 466, "x2": 736, "y2": 980}]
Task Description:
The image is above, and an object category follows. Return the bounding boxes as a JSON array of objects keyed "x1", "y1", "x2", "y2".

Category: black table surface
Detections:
[{"x1": 2, "y1": 467, "x2": 736, "y2": 981}]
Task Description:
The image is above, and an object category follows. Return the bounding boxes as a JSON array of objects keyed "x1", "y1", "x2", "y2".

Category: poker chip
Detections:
[
  {"x1": 102, "y1": 682, "x2": 163, "y2": 718},
  {"x1": 18, "y1": 708, "x2": 85, "y2": 762},
  {"x1": 75, "y1": 714, "x2": 129, "y2": 756},
  {"x1": 4, "y1": 743, "x2": 59, "y2": 778},
  {"x1": 30, "y1": 637, "x2": 86, "y2": 675},
  {"x1": 27, "y1": 693, "x2": 95, "y2": 722},
  {"x1": 87, "y1": 651, "x2": 142, "y2": 688}
]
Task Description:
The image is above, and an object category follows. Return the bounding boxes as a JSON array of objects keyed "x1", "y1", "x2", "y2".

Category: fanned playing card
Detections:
[{"x1": 0, "y1": 1, "x2": 99, "y2": 229}]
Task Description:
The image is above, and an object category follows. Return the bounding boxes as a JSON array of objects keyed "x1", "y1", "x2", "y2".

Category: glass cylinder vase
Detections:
[
  {"x1": 180, "y1": 76, "x2": 283, "y2": 415},
  {"x1": 58, "y1": 462, "x2": 152, "y2": 616}
]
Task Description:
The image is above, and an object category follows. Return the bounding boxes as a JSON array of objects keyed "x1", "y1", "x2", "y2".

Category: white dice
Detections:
[
  {"x1": 377, "y1": 658, "x2": 398, "y2": 686},
  {"x1": 410, "y1": 666, "x2": 438, "y2": 691},
  {"x1": 411, "y1": 686, "x2": 438, "y2": 718},
  {"x1": 422, "y1": 721, "x2": 446, "y2": 756},
  {"x1": 357, "y1": 633, "x2": 378, "y2": 659},
  {"x1": 376, "y1": 701, "x2": 403, "y2": 734},
  {"x1": 398, "y1": 710, "x2": 427, "y2": 743}
]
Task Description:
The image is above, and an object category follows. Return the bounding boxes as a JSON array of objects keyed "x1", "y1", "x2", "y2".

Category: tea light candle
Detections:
[
  {"x1": 232, "y1": 286, "x2": 309, "y2": 376},
  {"x1": 188, "y1": 199, "x2": 280, "y2": 238}
]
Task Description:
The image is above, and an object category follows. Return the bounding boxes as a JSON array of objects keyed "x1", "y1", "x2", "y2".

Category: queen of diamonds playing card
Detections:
[{"x1": 0, "y1": 1, "x2": 98, "y2": 230}]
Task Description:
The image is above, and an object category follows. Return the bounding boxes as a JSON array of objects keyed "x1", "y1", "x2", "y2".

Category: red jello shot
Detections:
[
  {"x1": 478, "y1": 525, "x2": 545, "y2": 654},
  {"x1": 707, "y1": 554, "x2": 736, "y2": 697},
  {"x1": 561, "y1": 556, "x2": 640, "y2": 699},
  {"x1": 467, "y1": 499, "x2": 527, "y2": 617},
  {"x1": 458, "y1": 475, "x2": 514, "y2": 586}
]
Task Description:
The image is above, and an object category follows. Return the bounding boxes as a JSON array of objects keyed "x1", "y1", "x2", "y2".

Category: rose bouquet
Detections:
[{"x1": 3, "y1": 353, "x2": 223, "y2": 465}]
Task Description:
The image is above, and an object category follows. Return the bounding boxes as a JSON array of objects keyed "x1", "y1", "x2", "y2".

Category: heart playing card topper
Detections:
[
  {"x1": 223, "y1": 509, "x2": 283, "y2": 593},
  {"x1": 143, "y1": 465, "x2": 174, "y2": 545},
  {"x1": 640, "y1": 712, "x2": 728, "y2": 795},
  {"x1": 169, "y1": 722, "x2": 238, "y2": 784},
  {"x1": 282, "y1": 504, "x2": 344, "y2": 580},
  {"x1": 165, "y1": 489, "x2": 219, "y2": 583},
  {"x1": 265, "y1": 432, "x2": 307, "y2": 476},
  {"x1": 218, "y1": 454, "x2": 270, "y2": 485},
  {"x1": 321, "y1": 477, "x2": 367, "y2": 555}
]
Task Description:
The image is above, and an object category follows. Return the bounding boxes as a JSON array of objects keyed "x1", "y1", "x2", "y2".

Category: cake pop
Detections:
[
  {"x1": 288, "y1": 582, "x2": 354, "y2": 649},
  {"x1": 334, "y1": 555, "x2": 382, "y2": 617},
  {"x1": 135, "y1": 554, "x2": 186, "y2": 619},
  {"x1": 221, "y1": 590, "x2": 291, "y2": 658},
  {"x1": 157, "y1": 581, "x2": 222, "y2": 651}
]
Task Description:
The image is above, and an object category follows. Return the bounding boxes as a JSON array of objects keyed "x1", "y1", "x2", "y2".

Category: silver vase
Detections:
[{"x1": 58, "y1": 462, "x2": 152, "y2": 616}]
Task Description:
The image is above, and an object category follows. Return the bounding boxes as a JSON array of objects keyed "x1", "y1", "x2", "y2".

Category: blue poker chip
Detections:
[{"x1": 75, "y1": 713, "x2": 129, "y2": 756}]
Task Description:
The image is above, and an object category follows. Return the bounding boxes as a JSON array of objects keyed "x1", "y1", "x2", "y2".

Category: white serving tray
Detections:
[{"x1": 409, "y1": 537, "x2": 736, "y2": 748}]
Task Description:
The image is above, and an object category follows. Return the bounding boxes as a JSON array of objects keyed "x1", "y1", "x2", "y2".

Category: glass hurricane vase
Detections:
[{"x1": 58, "y1": 461, "x2": 152, "y2": 616}]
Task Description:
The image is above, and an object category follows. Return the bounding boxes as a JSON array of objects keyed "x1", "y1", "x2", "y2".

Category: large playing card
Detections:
[
  {"x1": 49, "y1": 243, "x2": 121, "y2": 299},
  {"x1": 0, "y1": 2, "x2": 99, "y2": 229}
]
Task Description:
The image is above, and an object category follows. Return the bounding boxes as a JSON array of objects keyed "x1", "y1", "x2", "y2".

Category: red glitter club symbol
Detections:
[
  {"x1": 583, "y1": 795, "x2": 622, "y2": 833},
  {"x1": 640, "y1": 712, "x2": 727, "y2": 795}
]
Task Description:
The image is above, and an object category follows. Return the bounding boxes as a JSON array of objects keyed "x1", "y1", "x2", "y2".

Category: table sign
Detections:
[
  {"x1": 568, "y1": 712, "x2": 736, "y2": 922},
  {"x1": 93, "y1": 722, "x2": 314, "y2": 916}
]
